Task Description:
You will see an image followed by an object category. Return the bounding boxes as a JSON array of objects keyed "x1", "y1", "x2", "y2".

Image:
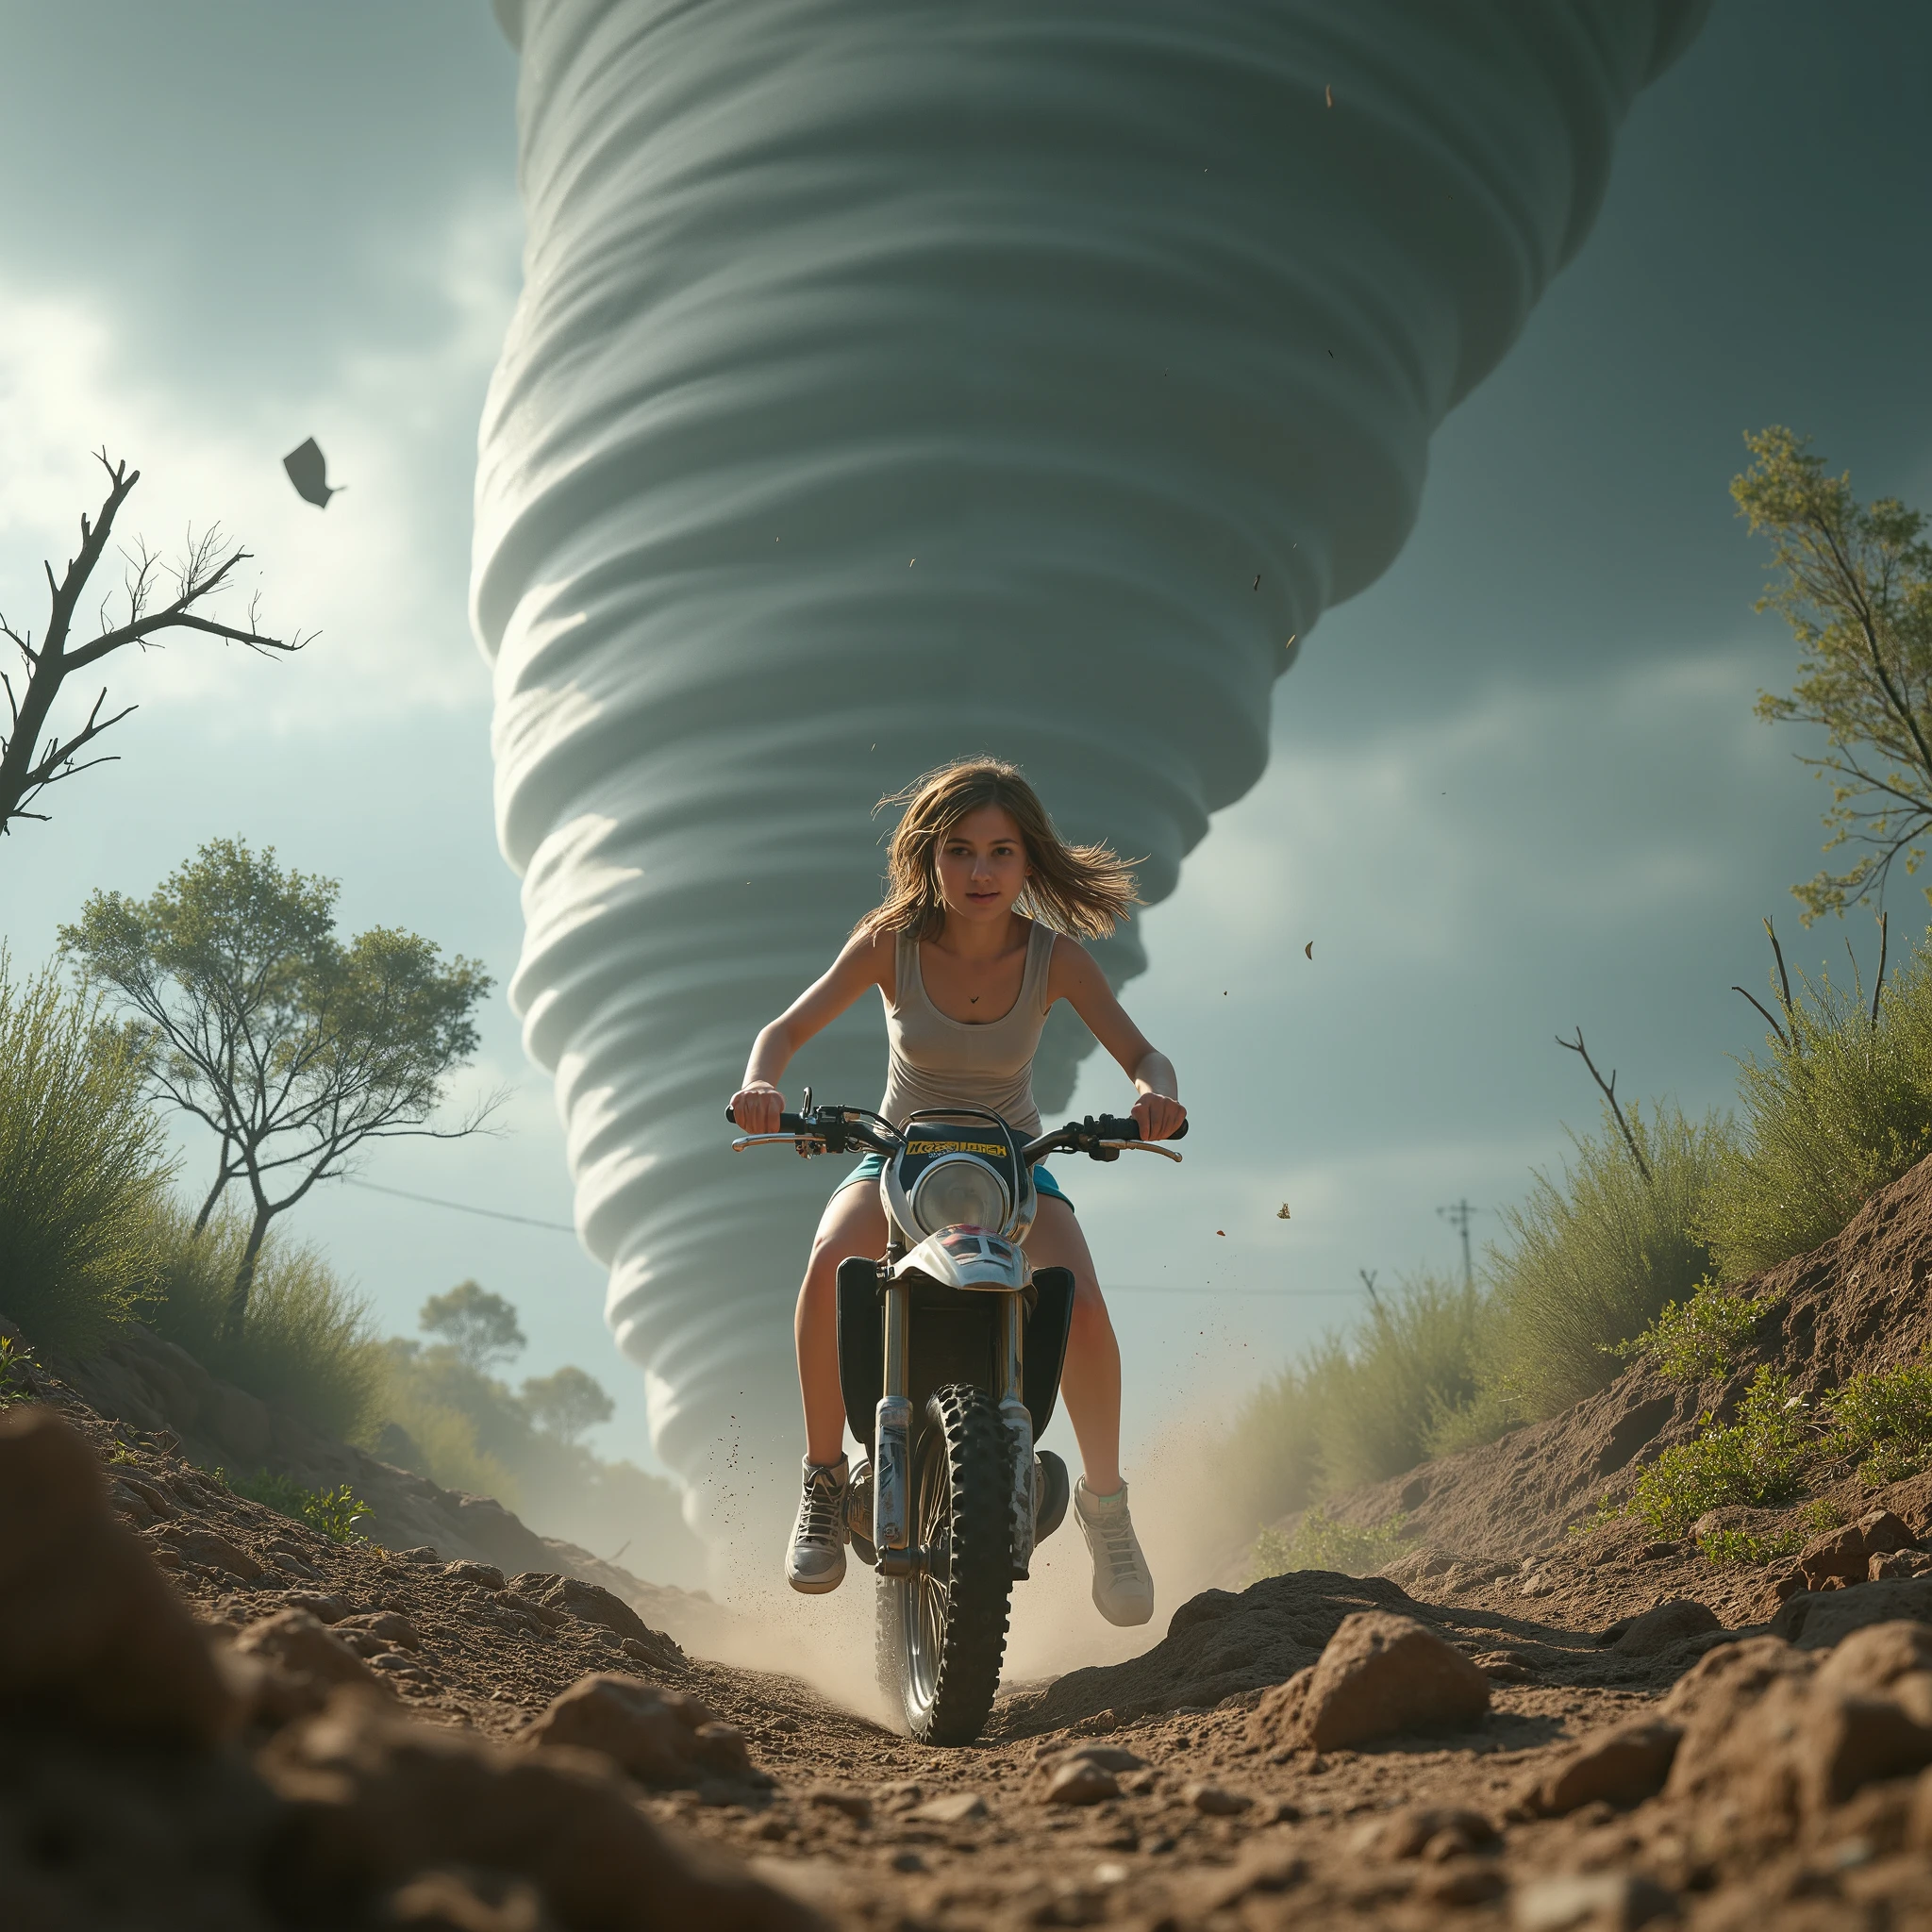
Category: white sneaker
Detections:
[
  {"x1": 787, "y1": 1455, "x2": 849, "y2": 1595},
  {"x1": 1074, "y1": 1477, "x2": 1155, "y2": 1626}
]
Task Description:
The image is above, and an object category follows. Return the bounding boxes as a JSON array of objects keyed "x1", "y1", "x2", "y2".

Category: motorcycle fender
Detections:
[{"x1": 892, "y1": 1228, "x2": 1031, "y2": 1291}]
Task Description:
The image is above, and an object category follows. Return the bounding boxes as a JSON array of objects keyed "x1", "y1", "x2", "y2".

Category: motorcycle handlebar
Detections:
[
  {"x1": 724, "y1": 1104, "x2": 811, "y2": 1134},
  {"x1": 725, "y1": 1103, "x2": 1185, "y2": 1160}
]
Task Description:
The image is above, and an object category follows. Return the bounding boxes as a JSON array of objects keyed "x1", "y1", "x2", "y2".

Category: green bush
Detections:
[
  {"x1": 0, "y1": 955, "x2": 174, "y2": 1354},
  {"x1": 1625, "y1": 1367, "x2": 1813, "y2": 1540},
  {"x1": 1617, "y1": 1276, "x2": 1782, "y2": 1386},
  {"x1": 222, "y1": 1467, "x2": 371, "y2": 1543},
  {"x1": 142, "y1": 1203, "x2": 383, "y2": 1441},
  {"x1": 1474, "y1": 1102, "x2": 1731, "y2": 1424},
  {"x1": 1822, "y1": 1356, "x2": 1932, "y2": 1484},
  {"x1": 0, "y1": 1335, "x2": 35, "y2": 1406},
  {"x1": 1251, "y1": 1506, "x2": 1413, "y2": 1581},
  {"x1": 1701, "y1": 939, "x2": 1932, "y2": 1280},
  {"x1": 1694, "y1": 1502, "x2": 1833, "y2": 1567},
  {"x1": 1221, "y1": 1273, "x2": 1482, "y2": 1528}
]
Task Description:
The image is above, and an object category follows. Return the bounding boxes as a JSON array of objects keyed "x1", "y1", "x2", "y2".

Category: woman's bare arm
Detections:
[
  {"x1": 729, "y1": 930, "x2": 893, "y2": 1132},
  {"x1": 1046, "y1": 936, "x2": 1188, "y2": 1140}
]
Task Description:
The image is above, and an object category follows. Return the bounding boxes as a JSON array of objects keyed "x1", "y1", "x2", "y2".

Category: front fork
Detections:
[
  {"x1": 998, "y1": 1291, "x2": 1035, "y2": 1580},
  {"x1": 872, "y1": 1282, "x2": 1034, "y2": 1582},
  {"x1": 874, "y1": 1281, "x2": 913, "y2": 1577}
]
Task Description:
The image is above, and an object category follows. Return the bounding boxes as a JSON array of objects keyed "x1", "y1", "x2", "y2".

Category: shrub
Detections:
[
  {"x1": 1696, "y1": 1501, "x2": 1833, "y2": 1566},
  {"x1": 1701, "y1": 938, "x2": 1932, "y2": 1280},
  {"x1": 0, "y1": 1334, "x2": 35, "y2": 1406},
  {"x1": 1617, "y1": 1276, "x2": 1783, "y2": 1386},
  {"x1": 0, "y1": 954, "x2": 174, "y2": 1354},
  {"x1": 223, "y1": 1467, "x2": 371, "y2": 1543},
  {"x1": 1474, "y1": 1101, "x2": 1731, "y2": 1424},
  {"x1": 1822, "y1": 1356, "x2": 1932, "y2": 1484},
  {"x1": 1221, "y1": 1273, "x2": 1482, "y2": 1527},
  {"x1": 1625, "y1": 1367, "x2": 1813, "y2": 1540},
  {"x1": 1315, "y1": 1273, "x2": 1485, "y2": 1493},
  {"x1": 1221, "y1": 1357, "x2": 1325, "y2": 1532},
  {"x1": 371, "y1": 1339, "x2": 522, "y2": 1505},
  {"x1": 1251, "y1": 1506, "x2": 1413, "y2": 1581},
  {"x1": 142, "y1": 1203, "x2": 384, "y2": 1441}
]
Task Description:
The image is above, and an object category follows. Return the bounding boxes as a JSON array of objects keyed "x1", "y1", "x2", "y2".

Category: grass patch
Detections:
[
  {"x1": 0, "y1": 1334, "x2": 35, "y2": 1406},
  {"x1": 1221, "y1": 1273, "x2": 1480, "y2": 1530},
  {"x1": 1252, "y1": 1505, "x2": 1413, "y2": 1581},
  {"x1": 1616, "y1": 1276, "x2": 1783, "y2": 1385},
  {"x1": 0, "y1": 954, "x2": 174, "y2": 1354},
  {"x1": 1822, "y1": 1356, "x2": 1932, "y2": 1484},
  {"x1": 1701, "y1": 938, "x2": 1932, "y2": 1280},
  {"x1": 1625, "y1": 1367, "x2": 1813, "y2": 1541},
  {"x1": 142, "y1": 1203, "x2": 384, "y2": 1441},
  {"x1": 1473, "y1": 1101, "x2": 1732, "y2": 1425},
  {"x1": 220, "y1": 1466, "x2": 371, "y2": 1543}
]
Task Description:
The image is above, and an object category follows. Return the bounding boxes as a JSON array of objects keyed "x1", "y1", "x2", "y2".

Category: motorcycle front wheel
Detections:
[{"x1": 875, "y1": 1382, "x2": 1013, "y2": 1744}]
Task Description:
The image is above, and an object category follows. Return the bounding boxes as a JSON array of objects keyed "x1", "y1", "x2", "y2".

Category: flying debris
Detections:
[
  {"x1": 282, "y1": 438, "x2": 342, "y2": 508},
  {"x1": 1304, "y1": 941, "x2": 1313, "y2": 958}
]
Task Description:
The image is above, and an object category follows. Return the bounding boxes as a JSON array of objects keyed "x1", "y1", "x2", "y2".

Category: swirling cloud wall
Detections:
[{"x1": 474, "y1": 0, "x2": 1708, "y2": 1505}]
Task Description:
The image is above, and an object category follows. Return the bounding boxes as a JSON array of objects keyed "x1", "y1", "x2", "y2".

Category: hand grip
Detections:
[
  {"x1": 724, "y1": 1104, "x2": 810, "y2": 1133},
  {"x1": 1094, "y1": 1114, "x2": 1189, "y2": 1141}
]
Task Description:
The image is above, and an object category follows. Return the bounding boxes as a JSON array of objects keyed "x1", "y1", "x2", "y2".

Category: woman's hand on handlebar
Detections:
[
  {"x1": 1132, "y1": 1091, "x2": 1188, "y2": 1141},
  {"x1": 729, "y1": 1083, "x2": 785, "y2": 1134}
]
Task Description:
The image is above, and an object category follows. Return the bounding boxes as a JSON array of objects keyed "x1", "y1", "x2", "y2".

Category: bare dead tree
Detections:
[
  {"x1": 1555, "y1": 1026, "x2": 1652, "y2": 1183},
  {"x1": 0, "y1": 451, "x2": 308, "y2": 838}
]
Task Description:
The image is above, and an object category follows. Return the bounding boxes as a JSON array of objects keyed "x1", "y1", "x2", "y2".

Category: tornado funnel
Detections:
[{"x1": 473, "y1": 0, "x2": 1708, "y2": 1507}]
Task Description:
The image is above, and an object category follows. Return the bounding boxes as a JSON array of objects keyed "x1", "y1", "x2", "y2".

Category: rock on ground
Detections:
[{"x1": 1251, "y1": 1611, "x2": 1491, "y2": 1753}]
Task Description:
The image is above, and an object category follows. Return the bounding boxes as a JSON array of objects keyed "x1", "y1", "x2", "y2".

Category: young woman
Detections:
[{"x1": 729, "y1": 757, "x2": 1186, "y2": 1626}]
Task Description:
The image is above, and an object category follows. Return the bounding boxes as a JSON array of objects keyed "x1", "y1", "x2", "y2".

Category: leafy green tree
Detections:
[
  {"x1": 520, "y1": 1364, "x2": 615, "y2": 1447},
  {"x1": 60, "y1": 839, "x2": 495, "y2": 1327},
  {"x1": 419, "y1": 1279, "x2": 525, "y2": 1372},
  {"x1": 1735, "y1": 426, "x2": 1932, "y2": 921}
]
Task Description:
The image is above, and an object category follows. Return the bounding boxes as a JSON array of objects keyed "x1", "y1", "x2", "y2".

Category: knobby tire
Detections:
[{"x1": 876, "y1": 1382, "x2": 1012, "y2": 1745}]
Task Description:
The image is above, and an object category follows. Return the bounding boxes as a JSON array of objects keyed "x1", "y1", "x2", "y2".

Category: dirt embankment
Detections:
[
  {"x1": 18, "y1": 1163, "x2": 1932, "y2": 1927},
  {"x1": 1322, "y1": 1153, "x2": 1932, "y2": 1567},
  {"x1": 45, "y1": 1315, "x2": 726, "y2": 1656}
]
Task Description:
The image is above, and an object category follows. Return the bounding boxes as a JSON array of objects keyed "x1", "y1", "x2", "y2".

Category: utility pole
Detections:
[
  {"x1": 1437, "y1": 1199, "x2": 1482, "y2": 1290},
  {"x1": 1358, "y1": 1268, "x2": 1380, "y2": 1309}
]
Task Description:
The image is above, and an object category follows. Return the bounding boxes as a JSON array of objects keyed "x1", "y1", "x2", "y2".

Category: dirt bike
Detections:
[{"x1": 727, "y1": 1094, "x2": 1184, "y2": 1744}]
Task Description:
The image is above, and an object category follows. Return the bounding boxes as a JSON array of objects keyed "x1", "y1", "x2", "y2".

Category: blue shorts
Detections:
[{"x1": 834, "y1": 1153, "x2": 1073, "y2": 1214}]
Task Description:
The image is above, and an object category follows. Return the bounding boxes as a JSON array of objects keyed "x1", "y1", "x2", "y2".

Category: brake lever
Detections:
[
  {"x1": 1100, "y1": 1139, "x2": 1183, "y2": 1163},
  {"x1": 731, "y1": 1133, "x2": 827, "y2": 1155}
]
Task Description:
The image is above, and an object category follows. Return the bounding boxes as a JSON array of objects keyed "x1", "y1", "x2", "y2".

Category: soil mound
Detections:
[
  {"x1": 22, "y1": 1312, "x2": 726, "y2": 1653},
  {"x1": 1324, "y1": 1152, "x2": 1932, "y2": 1560},
  {"x1": 1000, "y1": 1571, "x2": 1454, "y2": 1732}
]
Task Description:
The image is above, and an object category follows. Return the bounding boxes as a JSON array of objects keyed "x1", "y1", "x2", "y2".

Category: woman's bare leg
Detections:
[
  {"x1": 1024, "y1": 1193, "x2": 1151, "y2": 1624},
  {"x1": 796, "y1": 1180, "x2": 889, "y2": 1465},
  {"x1": 1024, "y1": 1195, "x2": 1122, "y2": 1493}
]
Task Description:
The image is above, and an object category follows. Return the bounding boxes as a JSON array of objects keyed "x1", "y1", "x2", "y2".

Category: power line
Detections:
[
  {"x1": 1106, "y1": 1285, "x2": 1361, "y2": 1299},
  {"x1": 334, "y1": 1180, "x2": 1365, "y2": 1299},
  {"x1": 341, "y1": 1177, "x2": 578, "y2": 1234}
]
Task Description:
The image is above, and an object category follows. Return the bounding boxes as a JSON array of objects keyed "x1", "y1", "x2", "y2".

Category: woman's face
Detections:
[{"x1": 934, "y1": 804, "x2": 1030, "y2": 926}]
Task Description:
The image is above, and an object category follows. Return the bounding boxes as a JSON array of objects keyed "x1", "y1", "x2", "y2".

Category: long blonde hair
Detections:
[{"x1": 856, "y1": 757, "x2": 1139, "y2": 942}]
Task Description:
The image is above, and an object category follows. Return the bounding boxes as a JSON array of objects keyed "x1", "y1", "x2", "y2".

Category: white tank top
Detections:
[{"x1": 878, "y1": 922, "x2": 1056, "y2": 1137}]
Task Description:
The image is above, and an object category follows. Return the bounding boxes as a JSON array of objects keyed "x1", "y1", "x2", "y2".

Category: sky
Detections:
[{"x1": 3, "y1": 1, "x2": 1930, "y2": 1490}]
